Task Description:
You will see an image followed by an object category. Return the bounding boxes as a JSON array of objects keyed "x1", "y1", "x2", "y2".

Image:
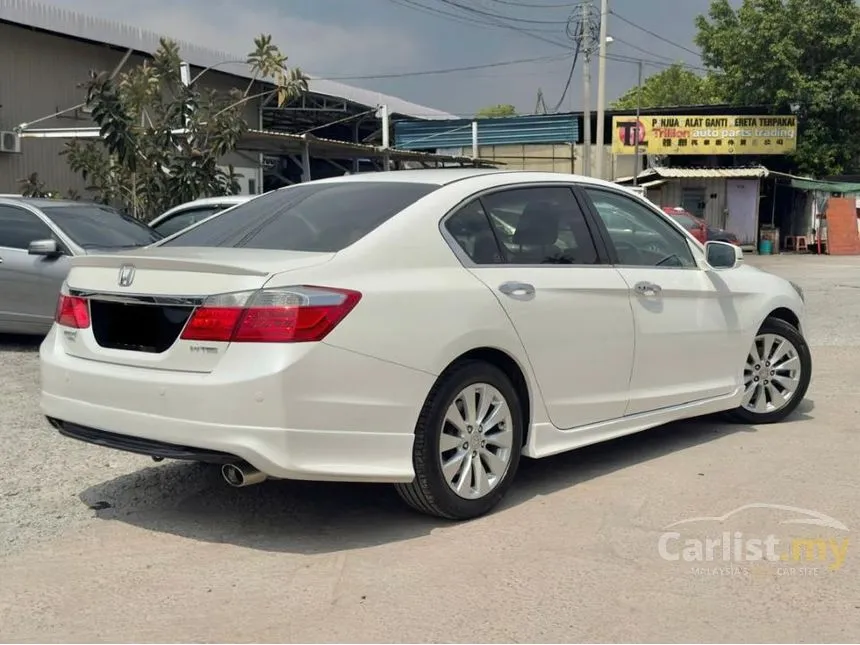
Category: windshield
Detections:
[
  {"x1": 41, "y1": 204, "x2": 163, "y2": 248},
  {"x1": 161, "y1": 181, "x2": 439, "y2": 252}
]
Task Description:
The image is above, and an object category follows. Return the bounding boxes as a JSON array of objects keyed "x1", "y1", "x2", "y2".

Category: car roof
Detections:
[
  {"x1": 150, "y1": 195, "x2": 255, "y2": 225},
  {"x1": 0, "y1": 196, "x2": 106, "y2": 209},
  {"x1": 307, "y1": 168, "x2": 628, "y2": 190},
  {"x1": 171, "y1": 195, "x2": 253, "y2": 208}
]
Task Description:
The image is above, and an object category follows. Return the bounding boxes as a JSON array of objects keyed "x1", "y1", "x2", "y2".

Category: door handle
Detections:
[
  {"x1": 498, "y1": 281, "x2": 535, "y2": 300},
  {"x1": 634, "y1": 281, "x2": 662, "y2": 296}
]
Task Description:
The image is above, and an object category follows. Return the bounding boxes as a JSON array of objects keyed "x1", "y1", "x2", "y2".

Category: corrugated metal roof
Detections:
[
  {"x1": 394, "y1": 114, "x2": 579, "y2": 150},
  {"x1": 639, "y1": 179, "x2": 667, "y2": 188},
  {"x1": 0, "y1": 0, "x2": 455, "y2": 120},
  {"x1": 20, "y1": 125, "x2": 500, "y2": 165},
  {"x1": 240, "y1": 129, "x2": 500, "y2": 165},
  {"x1": 650, "y1": 166, "x2": 770, "y2": 179}
]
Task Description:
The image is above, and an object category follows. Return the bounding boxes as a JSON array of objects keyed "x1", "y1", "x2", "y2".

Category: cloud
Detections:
[{"x1": 63, "y1": 0, "x2": 423, "y2": 78}]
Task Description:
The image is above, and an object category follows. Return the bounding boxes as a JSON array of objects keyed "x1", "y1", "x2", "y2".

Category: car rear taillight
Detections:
[
  {"x1": 180, "y1": 286, "x2": 361, "y2": 343},
  {"x1": 55, "y1": 293, "x2": 91, "y2": 329}
]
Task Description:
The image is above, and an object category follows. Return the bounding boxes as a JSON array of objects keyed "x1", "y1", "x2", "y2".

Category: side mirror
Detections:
[
  {"x1": 28, "y1": 238, "x2": 61, "y2": 256},
  {"x1": 705, "y1": 240, "x2": 742, "y2": 270}
]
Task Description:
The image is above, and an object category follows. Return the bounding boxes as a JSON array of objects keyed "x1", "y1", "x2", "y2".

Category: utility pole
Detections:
[
  {"x1": 594, "y1": 0, "x2": 609, "y2": 179},
  {"x1": 570, "y1": 2, "x2": 599, "y2": 177},
  {"x1": 633, "y1": 60, "x2": 642, "y2": 186},
  {"x1": 380, "y1": 104, "x2": 391, "y2": 171},
  {"x1": 582, "y1": 32, "x2": 592, "y2": 177},
  {"x1": 534, "y1": 88, "x2": 548, "y2": 115}
]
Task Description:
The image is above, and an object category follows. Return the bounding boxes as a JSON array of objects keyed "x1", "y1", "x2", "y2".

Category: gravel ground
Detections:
[
  {"x1": 0, "y1": 335, "x2": 216, "y2": 556},
  {"x1": 1, "y1": 253, "x2": 859, "y2": 642}
]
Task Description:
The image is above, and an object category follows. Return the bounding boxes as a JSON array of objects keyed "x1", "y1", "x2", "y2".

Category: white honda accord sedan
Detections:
[{"x1": 40, "y1": 169, "x2": 811, "y2": 520}]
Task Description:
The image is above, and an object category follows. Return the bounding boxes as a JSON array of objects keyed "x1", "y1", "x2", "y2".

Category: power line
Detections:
[
  {"x1": 551, "y1": 43, "x2": 580, "y2": 112},
  {"x1": 610, "y1": 36, "x2": 678, "y2": 63},
  {"x1": 386, "y1": 0, "x2": 516, "y2": 30},
  {"x1": 387, "y1": 0, "x2": 562, "y2": 34},
  {"x1": 606, "y1": 52, "x2": 708, "y2": 73},
  {"x1": 487, "y1": 0, "x2": 579, "y2": 8},
  {"x1": 318, "y1": 53, "x2": 572, "y2": 80},
  {"x1": 608, "y1": 9, "x2": 703, "y2": 58},
  {"x1": 387, "y1": 0, "x2": 572, "y2": 47},
  {"x1": 435, "y1": 0, "x2": 570, "y2": 24}
]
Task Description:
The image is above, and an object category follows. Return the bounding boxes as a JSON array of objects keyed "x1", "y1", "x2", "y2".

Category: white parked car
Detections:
[
  {"x1": 40, "y1": 169, "x2": 811, "y2": 520},
  {"x1": 148, "y1": 195, "x2": 253, "y2": 238}
]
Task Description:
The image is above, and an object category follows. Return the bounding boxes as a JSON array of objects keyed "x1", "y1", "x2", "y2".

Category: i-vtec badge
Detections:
[
  {"x1": 118, "y1": 264, "x2": 135, "y2": 287},
  {"x1": 190, "y1": 345, "x2": 218, "y2": 354}
]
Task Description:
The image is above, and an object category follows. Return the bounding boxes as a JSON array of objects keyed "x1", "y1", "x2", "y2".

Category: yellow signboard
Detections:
[{"x1": 611, "y1": 114, "x2": 797, "y2": 155}]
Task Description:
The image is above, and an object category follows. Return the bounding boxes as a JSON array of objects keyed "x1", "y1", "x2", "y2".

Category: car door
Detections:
[
  {"x1": 442, "y1": 184, "x2": 635, "y2": 430},
  {"x1": 0, "y1": 204, "x2": 71, "y2": 331},
  {"x1": 579, "y1": 186, "x2": 742, "y2": 415}
]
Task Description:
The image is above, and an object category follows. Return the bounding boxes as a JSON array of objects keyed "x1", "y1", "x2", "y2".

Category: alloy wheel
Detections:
[
  {"x1": 438, "y1": 383, "x2": 515, "y2": 500},
  {"x1": 742, "y1": 333, "x2": 803, "y2": 414}
]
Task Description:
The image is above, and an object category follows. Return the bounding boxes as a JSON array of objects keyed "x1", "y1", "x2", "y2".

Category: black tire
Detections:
[
  {"x1": 723, "y1": 317, "x2": 812, "y2": 424},
  {"x1": 395, "y1": 360, "x2": 524, "y2": 520}
]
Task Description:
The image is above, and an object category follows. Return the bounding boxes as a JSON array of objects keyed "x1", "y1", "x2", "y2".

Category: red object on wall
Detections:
[{"x1": 825, "y1": 197, "x2": 860, "y2": 255}]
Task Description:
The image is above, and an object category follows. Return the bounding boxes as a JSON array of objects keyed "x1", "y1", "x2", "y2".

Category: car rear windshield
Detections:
[
  {"x1": 160, "y1": 181, "x2": 439, "y2": 252},
  {"x1": 41, "y1": 204, "x2": 163, "y2": 248}
]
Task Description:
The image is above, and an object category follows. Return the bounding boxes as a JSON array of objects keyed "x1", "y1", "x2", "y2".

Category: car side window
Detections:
[
  {"x1": 481, "y1": 186, "x2": 600, "y2": 265},
  {"x1": 444, "y1": 199, "x2": 506, "y2": 265},
  {"x1": 0, "y1": 205, "x2": 55, "y2": 250},
  {"x1": 583, "y1": 188, "x2": 697, "y2": 268}
]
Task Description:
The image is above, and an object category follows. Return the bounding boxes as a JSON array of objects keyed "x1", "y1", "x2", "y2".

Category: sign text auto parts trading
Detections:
[{"x1": 612, "y1": 114, "x2": 797, "y2": 155}]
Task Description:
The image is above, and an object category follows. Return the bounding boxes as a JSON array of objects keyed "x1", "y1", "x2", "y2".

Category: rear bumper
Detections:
[
  {"x1": 49, "y1": 418, "x2": 237, "y2": 463},
  {"x1": 40, "y1": 327, "x2": 434, "y2": 483}
]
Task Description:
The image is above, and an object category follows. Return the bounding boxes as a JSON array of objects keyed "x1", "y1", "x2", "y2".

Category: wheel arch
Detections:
[
  {"x1": 439, "y1": 347, "x2": 534, "y2": 448},
  {"x1": 765, "y1": 306, "x2": 800, "y2": 331}
]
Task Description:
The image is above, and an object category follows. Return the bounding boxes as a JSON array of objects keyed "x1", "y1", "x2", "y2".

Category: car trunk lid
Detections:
[{"x1": 59, "y1": 247, "x2": 335, "y2": 372}]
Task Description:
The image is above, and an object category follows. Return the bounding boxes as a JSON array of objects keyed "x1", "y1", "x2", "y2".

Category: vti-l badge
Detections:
[{"x1": 118, "y1": 264, "x2": 136, "y2": 287}]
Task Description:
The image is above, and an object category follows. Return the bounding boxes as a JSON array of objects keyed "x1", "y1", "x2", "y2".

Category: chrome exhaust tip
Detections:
[{"x1": 221, "y1": 462, "x2": 267, "y2": 487}]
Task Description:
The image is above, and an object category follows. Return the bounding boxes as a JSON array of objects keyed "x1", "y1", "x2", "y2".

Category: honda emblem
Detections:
[{"x1": 118, "y1": 264, "x2": 136, "y2": 287}]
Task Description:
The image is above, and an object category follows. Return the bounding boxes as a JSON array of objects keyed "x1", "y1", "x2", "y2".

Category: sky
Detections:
[{"x1": 60, "y1": 0, "x2": 739, "y2": 117}]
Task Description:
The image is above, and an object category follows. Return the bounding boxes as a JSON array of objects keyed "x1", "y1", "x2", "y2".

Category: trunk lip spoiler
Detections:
[{"x1": 68, "y1": 255, "x2": 271, "y2": 277}]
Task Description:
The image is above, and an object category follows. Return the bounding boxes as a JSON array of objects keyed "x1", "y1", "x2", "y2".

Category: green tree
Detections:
[
  {"x1": 476, "y1": 104, "x2": 517, "y2": 118},
  {"x1": 16, "y1": 172, "x2": 80, "y2": 200},
  {"x1": 610, "y1": 63, "x2": 722, "y2": 109},
  {"x1": 61, "y1": 35, "x2": 307, "y2": 221},
  {"x1": 695, "y1": 0, "x2": 860, "y2": 175}
]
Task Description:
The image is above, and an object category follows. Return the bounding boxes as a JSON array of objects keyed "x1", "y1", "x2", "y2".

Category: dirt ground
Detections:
[{"x1": 1, "y1": 253, "x2": 859, "y2": 643}]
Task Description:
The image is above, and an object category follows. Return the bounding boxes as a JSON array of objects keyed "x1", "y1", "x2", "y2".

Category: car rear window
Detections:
[{"x1": 161, "y1": 181, "x2": 439, "y2": 252}]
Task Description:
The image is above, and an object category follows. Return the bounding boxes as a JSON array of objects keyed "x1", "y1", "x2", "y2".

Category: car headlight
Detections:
[{"x1": 789, "y1": 280, "x2": 805, "y2": 302}]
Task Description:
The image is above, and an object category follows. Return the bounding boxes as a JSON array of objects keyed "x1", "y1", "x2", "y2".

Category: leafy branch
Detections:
[{"x1": 43, "y1": 34, "x2": 305, "y2": 221}]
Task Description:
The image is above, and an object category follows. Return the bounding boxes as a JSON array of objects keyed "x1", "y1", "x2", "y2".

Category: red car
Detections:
[
  {"x1": 662, "y1": 206, "x2": 708, "y2": 243},
  {"x1": 661, "y1": 206, "x2": 742, "y2": 246}
]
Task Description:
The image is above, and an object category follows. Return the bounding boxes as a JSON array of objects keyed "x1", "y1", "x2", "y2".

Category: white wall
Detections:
[{"x1": 219, "y1": 165, "x2": 261, "y2": 195}]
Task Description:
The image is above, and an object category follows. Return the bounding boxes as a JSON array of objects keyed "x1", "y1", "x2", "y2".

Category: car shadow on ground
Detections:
[
  {"x1": 78, "y1": 399, "x2": 814, "y2": 555},
  {"x1": 0, "y1": 334, "x2": 43, "y2": 352}
]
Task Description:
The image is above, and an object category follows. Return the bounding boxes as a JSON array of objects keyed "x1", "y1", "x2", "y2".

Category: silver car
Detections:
[{"x1": 0, "y1": 197, "x2": 163, "y2": 335}]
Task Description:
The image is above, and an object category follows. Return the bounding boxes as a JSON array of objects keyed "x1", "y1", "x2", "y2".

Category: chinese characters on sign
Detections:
[{"x1": 611, "y1": 115, "x2": 798, "y2": 155}]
